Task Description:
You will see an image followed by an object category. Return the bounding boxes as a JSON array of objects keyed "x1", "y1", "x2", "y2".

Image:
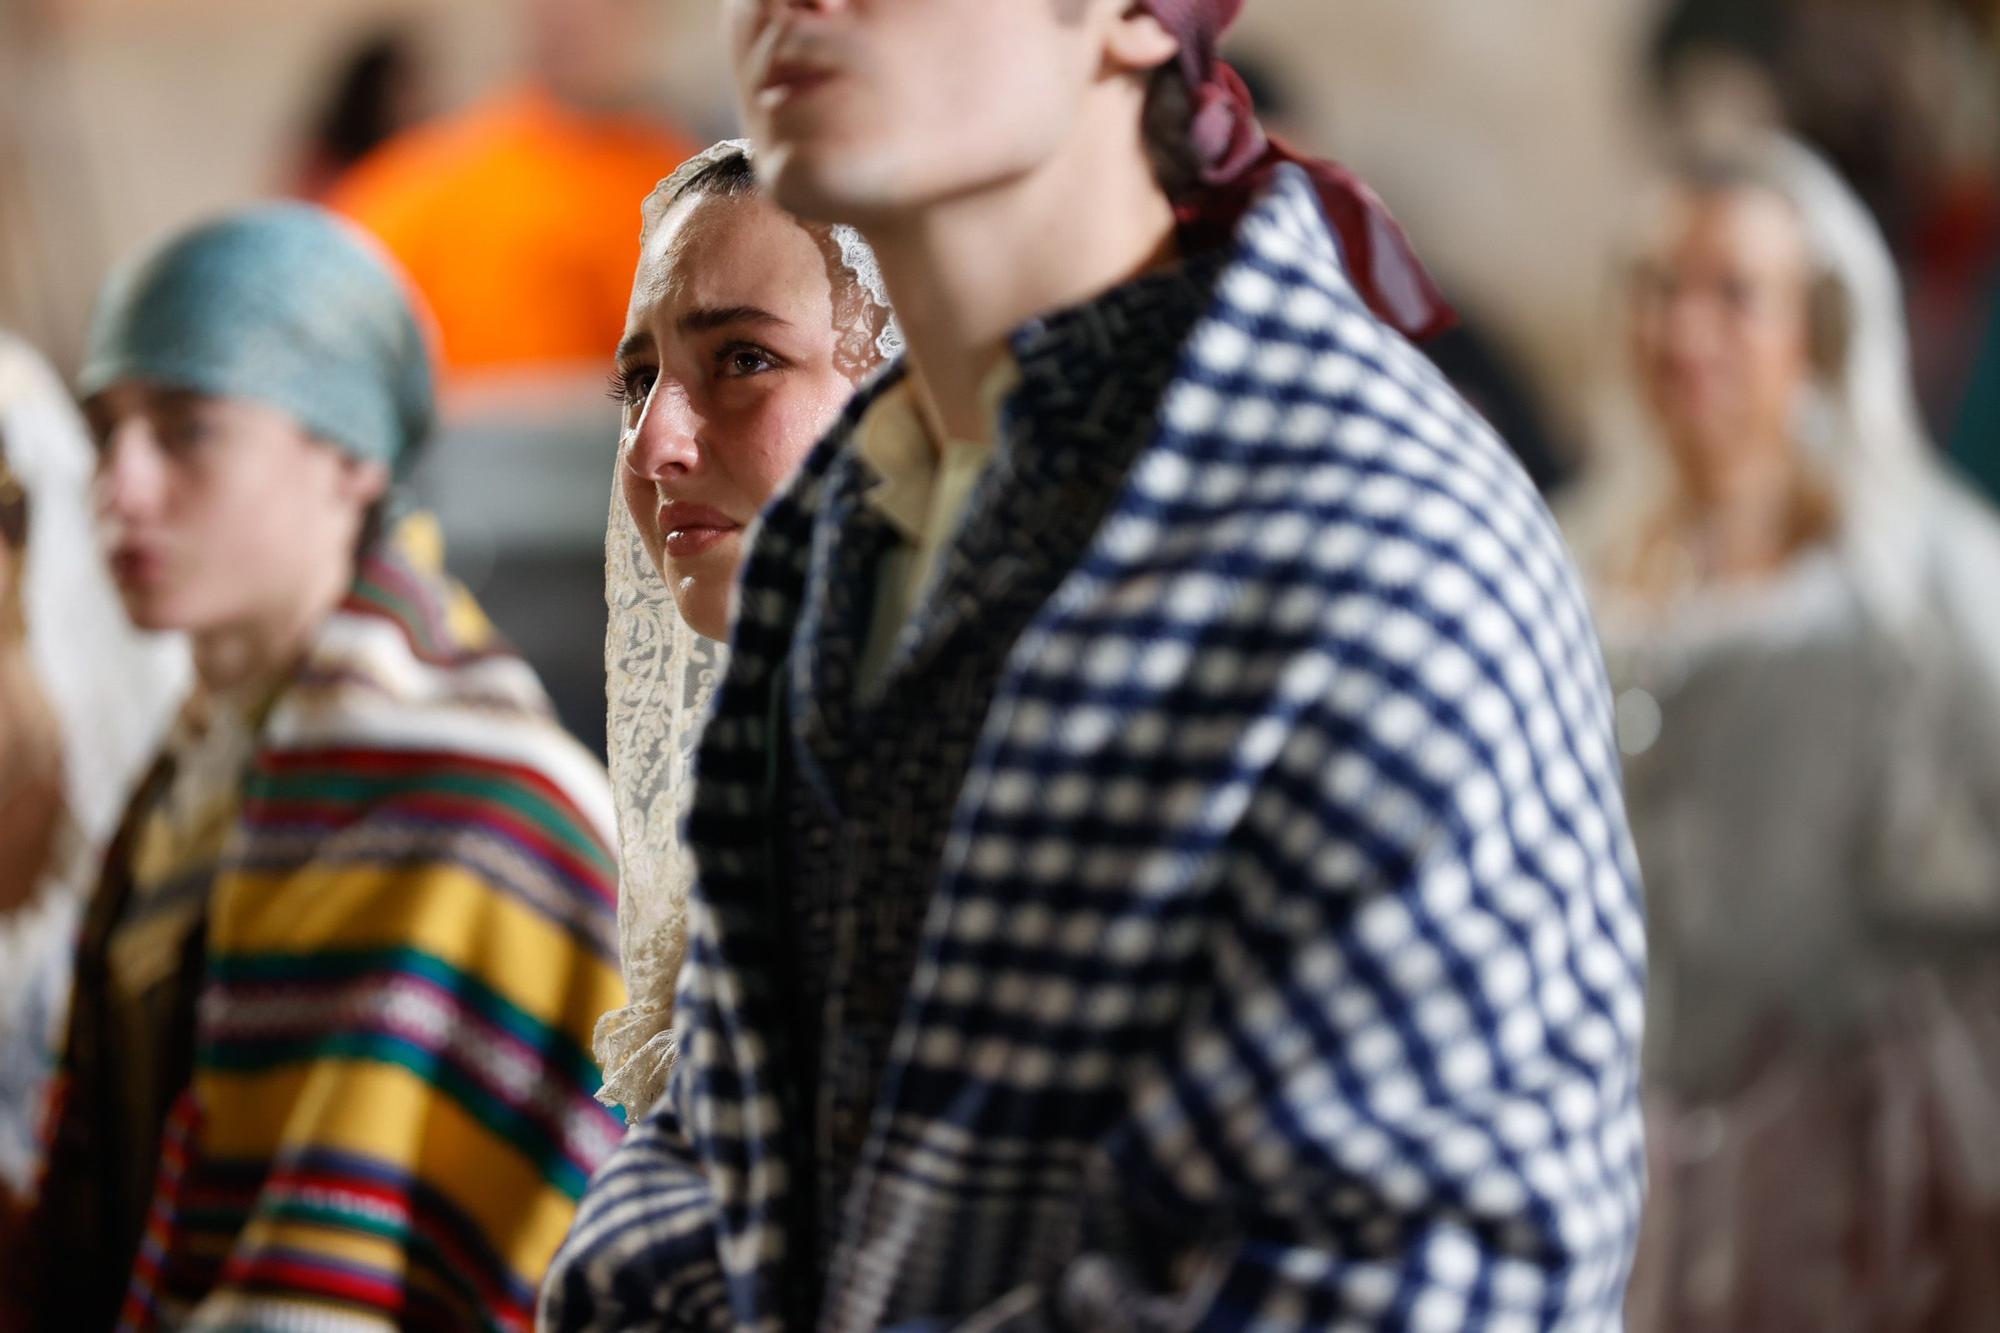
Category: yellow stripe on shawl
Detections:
[
  {"x1": 198, "y1": 1060, "x2": 584, "y2": 1277},
  {"x1": 208, "y1": 861, "x2": 625, "y2": 1041}
]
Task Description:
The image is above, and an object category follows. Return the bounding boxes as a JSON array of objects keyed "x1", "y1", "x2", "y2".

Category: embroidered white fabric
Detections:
[
  {"x1": 594, "y1": 482, "x2": 725, "y2": 1116},
  {"x1": 594, "y1": 141, "x2": 897, "y2": 1115},
  {"x1": 832, "y1": 223, "x2": 905, "y2": 366}
]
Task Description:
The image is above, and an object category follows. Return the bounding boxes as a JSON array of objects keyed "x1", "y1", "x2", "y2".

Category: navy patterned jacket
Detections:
[{"x1": 544, "y1": 165, "x2": 1646, "y2": 1332}]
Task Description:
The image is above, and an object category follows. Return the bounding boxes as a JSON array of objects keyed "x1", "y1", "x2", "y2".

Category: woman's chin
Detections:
[
  {"x1": 113, "y1": 585, "x2": 188, "y2": 634},
  {"x1": 667, "y1": 570, "x2": 735, "y2": 643}
]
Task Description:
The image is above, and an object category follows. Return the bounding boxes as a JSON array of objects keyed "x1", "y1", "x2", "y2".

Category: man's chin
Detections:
[{"x1": 754, "y1": 136, "x2": 907, "y2": 227}]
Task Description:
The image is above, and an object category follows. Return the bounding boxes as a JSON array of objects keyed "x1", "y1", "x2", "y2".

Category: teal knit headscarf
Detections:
[{"x1": 78, "y1": 203, "x2": 434, "y2": 473}]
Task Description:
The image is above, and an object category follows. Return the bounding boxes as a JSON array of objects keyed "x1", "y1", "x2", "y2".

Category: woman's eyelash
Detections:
[
  {"x1": 716, "y1": 342, "x2": 782, "y2": 376},
  {"x1": 606, "y1": 344, "x2": 782, "y2": 403},
  {"x1": 606, "y1": 367, "x2": 654, "y2": 405}
]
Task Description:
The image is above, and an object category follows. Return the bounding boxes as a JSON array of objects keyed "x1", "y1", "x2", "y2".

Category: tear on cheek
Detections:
[{"x1": 619, "y1": 482, "x2": 661, "y2": 551}]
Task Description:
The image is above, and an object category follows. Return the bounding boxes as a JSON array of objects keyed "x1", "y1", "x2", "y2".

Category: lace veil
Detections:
[{"x1": 594, "y1": 140, "x2": 899, "y2": 1114}]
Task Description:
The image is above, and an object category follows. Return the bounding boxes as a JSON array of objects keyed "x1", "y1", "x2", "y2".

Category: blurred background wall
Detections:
[
  {"x1": 4, "y1": 0, "x2": 1995, "y2": 751},
  {"x1": 0, "y1": 0, "x2": 1669, "y2": 754},
  {"x1": 1, "y1": 0, "x2": 1656, "y2": 430},
  {"x1": 9, "y1": 8, "x2": 2000, "y2": 1323}
]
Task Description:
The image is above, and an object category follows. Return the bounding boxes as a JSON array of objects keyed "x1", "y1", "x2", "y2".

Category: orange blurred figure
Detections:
[
  {"x1": 329, "y1": 85, "x2": 695, "y2": 378},
  {"x1": 329, "y1": 0, "x2": 696, "y2": 379}
]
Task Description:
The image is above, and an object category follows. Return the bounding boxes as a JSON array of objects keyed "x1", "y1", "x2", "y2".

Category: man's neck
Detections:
[
  {"x1": 857, "y1": 111, "x2": 1180, "y2": 446},
  {"x1": 191, "y1": 562, "x2": 352, "y2": 701}
]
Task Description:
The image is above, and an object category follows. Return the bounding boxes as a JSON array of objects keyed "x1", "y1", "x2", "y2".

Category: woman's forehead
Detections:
[
  {"x1": 629, "y1": 192, "x2": 833, "y2": 328},
  {"x1": 1645, "y1": 183, "x2": 1807, "y2": 270}
]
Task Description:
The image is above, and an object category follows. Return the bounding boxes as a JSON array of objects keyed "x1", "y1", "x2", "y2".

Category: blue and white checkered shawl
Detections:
[{"x1": 544, "y1": 165, "x2": 1646, "y2": 1332}]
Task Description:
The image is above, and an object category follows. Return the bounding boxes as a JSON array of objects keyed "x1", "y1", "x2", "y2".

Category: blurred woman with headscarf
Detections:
[
  {"x1": 1567, "y1": 136, "x2": 2000, "y2": 1332},
  {"x1": 16, "y1": 205, "x2": 623, "y2": 1333},
  {"x1": 0, "y1": 333, "x2": 187, "y2": 1203}
]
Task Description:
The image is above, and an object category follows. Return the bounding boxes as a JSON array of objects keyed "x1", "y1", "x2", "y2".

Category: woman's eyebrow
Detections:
[
  {"x1": 614, "y1": 331, "x2": 654, "y2": 366},
  {"x1": 677, "y1": 305, "x2": 788, "y2": 335}
]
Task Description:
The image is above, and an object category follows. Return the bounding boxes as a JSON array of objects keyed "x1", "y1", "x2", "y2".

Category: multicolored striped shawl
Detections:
[{"x1": 32, "y1": 519, "x2": 624, "y2": 1333}]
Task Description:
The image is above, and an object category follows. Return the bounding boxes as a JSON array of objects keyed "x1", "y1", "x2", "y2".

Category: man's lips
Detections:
[
  {"x1": 659, "y1": 503, "x2": 740, "y2": 560},
  {"x1": 755, "y1": 58, "x2": 839, "y2": 107}
]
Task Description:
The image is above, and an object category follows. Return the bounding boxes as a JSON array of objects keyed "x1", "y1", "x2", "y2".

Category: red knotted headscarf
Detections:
[{"x1": 1139, "y1": 0, "x2": 1455, "y2": 341}]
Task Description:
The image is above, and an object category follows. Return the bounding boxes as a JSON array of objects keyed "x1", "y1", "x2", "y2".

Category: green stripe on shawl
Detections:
[
  {"x1": 243, "y1": 766, "x2": 615, "y2": 878},
  {"x1": 206, "y1": 947, "x2": 604, "y2": 1094},
  {"x1": 201, "y1": 1028, "x2": 593, "y2": 1200}
]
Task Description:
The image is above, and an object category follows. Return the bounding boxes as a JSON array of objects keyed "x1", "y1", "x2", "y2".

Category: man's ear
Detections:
[
  {"x1": 341, "y1": 456, "x2": 392, "y2": 510},
  {"x1": 1107, "y1": 4, "x2": 1181, "y2": 77}
]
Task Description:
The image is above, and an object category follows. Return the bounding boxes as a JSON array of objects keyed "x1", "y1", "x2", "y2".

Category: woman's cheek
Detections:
[
  {"x1": 619, "y1": 464, "x2": 666, "y2": 572},
  {"x1": 733, "y1": 389, "x2": 840, "y2": 505}
]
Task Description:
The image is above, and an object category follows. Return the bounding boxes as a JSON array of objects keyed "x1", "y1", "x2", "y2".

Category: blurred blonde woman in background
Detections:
[
  {"x1": 0, "y1": 333, "x2": 183, "y2": 1216},
  {"x1": 1568, "y1": 136, "x2": 2000, "y2": 1332}
]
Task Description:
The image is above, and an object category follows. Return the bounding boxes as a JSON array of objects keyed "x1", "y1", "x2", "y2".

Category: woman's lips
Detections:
[
  {"x1": 110, "y1": 545, "x2": 166, "y2": 586},
  {"x1": 659, "y1": 503, "x2": 740, "y2": 560},
  {"x1": 663, "y1": 527, "x2": 738, "y2": 559}
]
